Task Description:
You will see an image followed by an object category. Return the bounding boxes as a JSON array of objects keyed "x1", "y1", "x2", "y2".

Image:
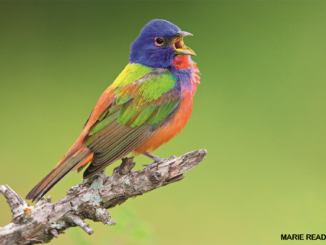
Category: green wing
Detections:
[{"x1": 82, "y1": 66, "x2": 180, "y2": 178}]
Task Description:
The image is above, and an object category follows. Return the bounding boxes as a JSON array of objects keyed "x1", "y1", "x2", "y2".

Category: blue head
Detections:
[{"x1": 129, "y1": 19, "x2": 196, "y2": 69}]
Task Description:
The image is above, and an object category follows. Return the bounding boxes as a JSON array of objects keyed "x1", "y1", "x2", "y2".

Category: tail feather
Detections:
[{"x1": 26, "y1": 148, "x2": 91, "y2": 202}]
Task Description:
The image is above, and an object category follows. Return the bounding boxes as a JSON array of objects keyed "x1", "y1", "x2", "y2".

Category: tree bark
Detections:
[{"x1": 0, "y1": 149, "x2": 207, "y2": 245}]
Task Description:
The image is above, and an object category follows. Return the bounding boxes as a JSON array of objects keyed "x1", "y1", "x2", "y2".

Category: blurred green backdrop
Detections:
[{"x1": 1, "y1": 1, "x2": 326, "y2": 245}]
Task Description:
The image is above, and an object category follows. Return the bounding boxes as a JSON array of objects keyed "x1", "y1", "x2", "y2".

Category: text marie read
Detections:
[{"x1": 281, "y1": 234, "x2": 326, "y2": 240}]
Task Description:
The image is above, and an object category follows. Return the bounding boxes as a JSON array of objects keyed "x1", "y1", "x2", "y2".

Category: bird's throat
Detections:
[{"x1": 172, "y1": 55, "x2": 196, "y2": 70}]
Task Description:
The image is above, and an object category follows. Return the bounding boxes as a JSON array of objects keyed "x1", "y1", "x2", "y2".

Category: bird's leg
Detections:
[{"x1": 143, "y1": 152, "x2": 176, "y2": 169}]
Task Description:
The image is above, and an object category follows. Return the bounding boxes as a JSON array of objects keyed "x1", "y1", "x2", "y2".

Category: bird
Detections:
[{"x1": 26, "y1": 19, "x2": 200, "y2": 202}]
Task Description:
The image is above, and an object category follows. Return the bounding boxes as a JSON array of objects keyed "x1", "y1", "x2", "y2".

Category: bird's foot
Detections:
[
  {"x1": 151, "y1": 155, "x2": 176, "y2": 163},
  {"x1": 142, "y1": 152, "x2": 177, "y2": 169}
]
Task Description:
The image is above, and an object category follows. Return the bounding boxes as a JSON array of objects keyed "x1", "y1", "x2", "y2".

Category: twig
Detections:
[{"x1": 0, "y1": 149, "x2": 207, "y2": 245}]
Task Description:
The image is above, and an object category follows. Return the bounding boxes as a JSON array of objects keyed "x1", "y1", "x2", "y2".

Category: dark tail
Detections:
[{"x1": 26, "y1": 149, "x2": 91, "y2": 202}]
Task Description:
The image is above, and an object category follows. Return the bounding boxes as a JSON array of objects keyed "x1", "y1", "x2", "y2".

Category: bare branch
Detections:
[
  {"x1": 49, "y1": 229, "x2": 58, "y2": 238},
  {"x1": 0, "y1": 149, "x2": 207, "y2": 245},
  {"x1": 0, "y1": 185, "x2": 25, "y2": 218},
  {"x1": 66, "y1": 214, "x2": 94, "y2": 235}
]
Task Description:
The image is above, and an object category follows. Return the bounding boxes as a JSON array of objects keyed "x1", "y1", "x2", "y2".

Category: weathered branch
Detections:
[{"x1": 0, "y1": 149, "x2": 207, "y2": 245}]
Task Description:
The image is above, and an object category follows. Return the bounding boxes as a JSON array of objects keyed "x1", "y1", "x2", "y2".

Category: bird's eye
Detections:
[{"x1": 155, "y1": 37, "x2": 164, "y2": 46}]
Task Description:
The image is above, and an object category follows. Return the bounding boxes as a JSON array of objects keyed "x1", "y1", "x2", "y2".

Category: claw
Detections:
[
  {"x1": 143, "y1": 152, "x2": 177, "y2": 164},
  {"x1": 169, "y1": 155, "x2": 177, "y2": 160},
  {"x1": 142, "y1": 154, "x2": 177, "y2": 170},
  {"x1": 143, "y1": 161, "x2": 161, "y2": 170}
]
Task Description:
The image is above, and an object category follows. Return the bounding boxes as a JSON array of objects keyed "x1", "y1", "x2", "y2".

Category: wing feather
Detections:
[{"x1": 82, "y1": 68, "x2": 181, "y2": 179}]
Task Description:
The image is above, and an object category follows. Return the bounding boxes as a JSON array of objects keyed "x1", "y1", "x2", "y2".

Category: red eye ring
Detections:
[{"x1": 155, "y1": 37, "x2": 164, "y2": 46}]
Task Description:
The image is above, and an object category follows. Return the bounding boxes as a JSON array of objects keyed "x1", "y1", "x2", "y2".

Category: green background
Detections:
[{"x1": 1, "y1": 1, "x2": 326, "y2": 245}]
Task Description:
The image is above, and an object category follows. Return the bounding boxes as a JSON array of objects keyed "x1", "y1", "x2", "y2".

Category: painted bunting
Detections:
[{"x1": 26, "y1": 19, "x2": 200, "y2": 202}]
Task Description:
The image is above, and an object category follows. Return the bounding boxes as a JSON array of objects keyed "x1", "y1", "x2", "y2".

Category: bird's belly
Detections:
[{"x1": 133, "y1": 94, "x2": 193, "y2": 154}]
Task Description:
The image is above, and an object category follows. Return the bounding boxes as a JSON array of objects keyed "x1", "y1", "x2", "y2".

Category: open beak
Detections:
[{"x1": 173, "y1": 31, "x2": 196, "y2": 56}]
